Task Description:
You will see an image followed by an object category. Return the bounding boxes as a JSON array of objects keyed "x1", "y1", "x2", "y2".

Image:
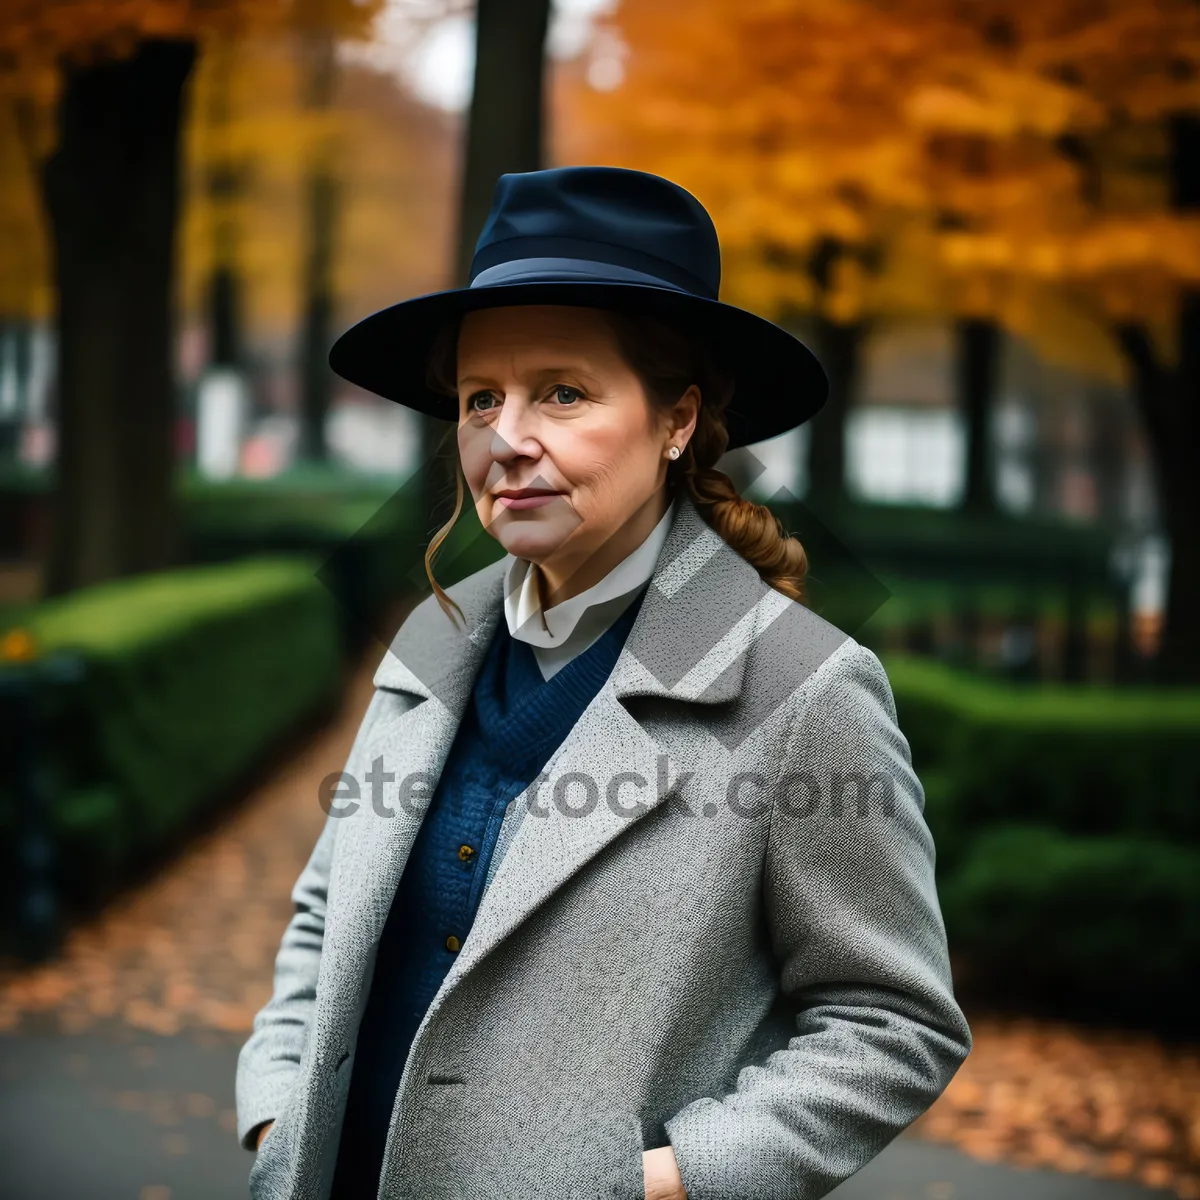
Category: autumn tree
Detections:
[
  {"x1": 909, "y1": 1, "x2": 1200, "y2": 682},
  {"x1": 556, "y1": 0, "x2": 1116, "y2": 499},
  {"x1": 0, "y1": 0, "x2": 377, "y2": 596},
  {"x1": 199, "y1": 32, "x2": 246, "y2": 373},
  {"x1": 178, "y1": 23, "x2": 456, "y2": 377},
  {"x1": 559, "y1": 0, "x2": 1200, "y2": 680},
  {"x1": 296, "y1": 23, "x2": 338, "y2": 462},
  {"x1": 556, "y1": 0, "x2": 998, "y2": 503}
]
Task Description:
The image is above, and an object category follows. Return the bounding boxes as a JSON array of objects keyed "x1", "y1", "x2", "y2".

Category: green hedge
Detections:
[
  {"x1": 0, "y1": 556, "x2": 342, "y2": 939},
  {"x1": 183, "y1": 472, "x2": 418, "y2": 649},
  {"x1": 859, "y1": 575, "x2": 1117, "y2": 632},
  {"x1": 940, "y1": 824, "x2": 1200, "y2": 1025},
  {"x1": 182, "y1": 468, "x2": 507, "y2": 647},
  {"x1": 878, "y1": 653, "x2": 1200, "y2": 1024},
  {"x1": 776, "y1": 495, "x2": 1119, "y2": 586},
  {"x1": 884, "y1": 652, "x2": 1200, "y2": 843}
]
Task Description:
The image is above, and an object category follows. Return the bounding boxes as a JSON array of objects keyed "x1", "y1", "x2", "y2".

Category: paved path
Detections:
[
  {"x1": 0, "y1": 1020, "x2": 1169, "y2": 1200},
  {"x1": 830, "y1": 1134, "x2": 1168, "y2": 1200}
]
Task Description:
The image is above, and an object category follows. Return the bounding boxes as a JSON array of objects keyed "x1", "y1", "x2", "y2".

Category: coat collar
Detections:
[{"x1": 372, "y1": 488, "x2": 771, "y2": 712}]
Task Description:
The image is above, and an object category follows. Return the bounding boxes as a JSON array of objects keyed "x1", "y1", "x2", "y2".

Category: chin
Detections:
[
  {"x1": 496, "y1": 528, "x2": 559, "y2": 563},
  {"x1": 491, "y1": 508, "x2": 581, "y2": 563}
]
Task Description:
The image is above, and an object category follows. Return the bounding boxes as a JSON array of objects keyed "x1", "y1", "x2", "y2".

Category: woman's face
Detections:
[{"x1": 455, "y1": 305, "x2": 698, "y2": 584}]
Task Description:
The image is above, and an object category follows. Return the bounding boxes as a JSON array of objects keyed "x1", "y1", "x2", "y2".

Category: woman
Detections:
[{"x1": 236, "y1": 166, "x2": 972, "y2": 1200}]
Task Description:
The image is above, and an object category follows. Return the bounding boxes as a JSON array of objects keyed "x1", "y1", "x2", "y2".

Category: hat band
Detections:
[
  {"x1": 470, "y1": 256, "x2": 694, "y2": 294},
  {"x1": 469, "y1": 235, "x2": 718, "y2": 298}
]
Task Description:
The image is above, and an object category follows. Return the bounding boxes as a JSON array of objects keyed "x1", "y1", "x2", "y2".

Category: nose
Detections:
[{"x1": 490, "y1": 393, "x2": 543, "y2": 466}]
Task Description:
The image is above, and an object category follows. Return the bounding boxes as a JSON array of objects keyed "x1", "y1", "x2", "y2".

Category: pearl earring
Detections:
[{"x1": 667, "y1": 445, "x2": 681, "y2": 460}]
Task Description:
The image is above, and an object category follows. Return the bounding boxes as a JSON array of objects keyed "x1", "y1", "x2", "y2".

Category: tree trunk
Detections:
[
  {"x1": 1113, "y1": 114, "x2": 1200, "y2": 685},
  {"x1": 209, "y1": 266, "x2": 242, "y2": 369},
  {"x1": 297, "y1": 167, "x2": 337, "y2": 463},
  {"x1": 1156, "y1": 428, "x2": 1200, "y2": 684},
  {"x1": 41, "y1": 39, "x2": 195, "y2": 597},
  {"x1": 298, "y1": 32, "x2": 339, "y2": 464},
  {"x1": 453, "y1": 0, "x2": 552, "y2": 287},
  {"x1": 956, "y1": 316, "x2": 1000, "y2": 513},
  {"x1": 205, "y1": 37, "x2": 243, "y2": 372},
  {"x1": 417, "y1": 0, "x2": 551, "y2": 535},
  {"x1": 806, "y1": 315, "x2": 864, "y2": 505},
  {"x1": 0, "y1": 320, "x2": 32, "y2": 460},
  {"x1": 1117, "y1": 302, "x2": 1200, "y2": 684},
  {"x1": 1090, "y1": 384, "x2": 1127, "y2": 526},
  {"x1": 804, "y1": 237, "x2": 866, "y2": 506}
]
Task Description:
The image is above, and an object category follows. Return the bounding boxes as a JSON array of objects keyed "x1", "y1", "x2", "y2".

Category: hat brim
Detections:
[{"x1": 328, "y1": 280, "x2": 828, "y2": 452}]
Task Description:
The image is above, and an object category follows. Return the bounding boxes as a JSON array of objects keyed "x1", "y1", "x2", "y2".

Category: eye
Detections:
[
  {"x1": 550, "y1": 385, "x2": 583, "y2": 406},
  {"x1": 467, "y1": 390, "x2": 499, "y2": 414}
]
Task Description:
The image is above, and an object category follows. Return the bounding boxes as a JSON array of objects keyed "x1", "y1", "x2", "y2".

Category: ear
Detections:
[{"x1": 668, "y1": 384, "x2": 702, "y2": 443}]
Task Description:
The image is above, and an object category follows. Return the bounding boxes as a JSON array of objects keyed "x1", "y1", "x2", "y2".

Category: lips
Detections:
[{"x1": 494, "y1": 489, "x2": 564, "y2": 511}]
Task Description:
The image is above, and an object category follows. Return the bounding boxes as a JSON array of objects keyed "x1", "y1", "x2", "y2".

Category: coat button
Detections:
[
  {"x1": 457, "y1": 844, "x2": 475, "y2": 862},
  {"x1": 445, "y1": 934, "x2": 461, "y2": 952}
]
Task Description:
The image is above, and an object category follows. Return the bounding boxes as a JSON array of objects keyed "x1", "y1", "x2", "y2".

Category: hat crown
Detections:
[{"x1": 469, "y1": 166, "x2": 722, "y2": 300}]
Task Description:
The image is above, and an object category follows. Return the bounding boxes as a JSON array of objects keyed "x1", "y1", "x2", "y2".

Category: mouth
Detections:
[{"x1": 494, "y1": 488, "x2": 565, "y2": 511}]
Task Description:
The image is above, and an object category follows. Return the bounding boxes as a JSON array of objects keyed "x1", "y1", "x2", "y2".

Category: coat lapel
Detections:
[
  {"x1": 360, "y1": 494, "x2": 784, "y2": 1029},
  {"x1": 327, "y1": 554, "x2": 507, "y2": 957}
]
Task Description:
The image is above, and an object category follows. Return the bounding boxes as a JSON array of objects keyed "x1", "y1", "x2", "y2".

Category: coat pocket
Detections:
[
  {"x1": 247, "y1": 1132, "x2": 285, "y2": 1200},
  {"x1": 247, "y1": 1087, "x2": 300, "y2": 1200}
]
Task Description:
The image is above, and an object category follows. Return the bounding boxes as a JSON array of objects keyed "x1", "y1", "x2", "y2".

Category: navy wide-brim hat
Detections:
[{"x1": 329, "y1": 166, "x2": 828, "y2": 451}]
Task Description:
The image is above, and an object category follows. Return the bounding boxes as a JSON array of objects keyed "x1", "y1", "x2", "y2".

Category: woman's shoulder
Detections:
[
  {"x1": 737, "y1": 569, "x2": 866, "y2": 696},
  {"x1": 371, "y1": 554, "x2": 510, "y2": 694},
  {"x1": 756, "y1": 596, "x2": 898, "y2": 739}
]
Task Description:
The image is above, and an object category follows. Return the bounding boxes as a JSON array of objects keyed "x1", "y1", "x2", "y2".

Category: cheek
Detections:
[
  {"x1": 555, "y1": 421, "x2": 650, "y2": 486},
  {"x1": 457, "y1": 426, "x2": 492, "y2": 490}
]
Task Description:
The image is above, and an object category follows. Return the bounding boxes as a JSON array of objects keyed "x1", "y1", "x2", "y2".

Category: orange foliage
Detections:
[
  {"x1": 179, "y1": 33, "x2": 456, "y2": 336},
  {"x1": 0, "y1": 0, "x2": 455, "y2": 335},
  {"x1": 555, "y1": 0, "x2": 1200, "y2": 380},
  {"x1": 0, "y1": 0, "x2": 376, "y2": 65}
]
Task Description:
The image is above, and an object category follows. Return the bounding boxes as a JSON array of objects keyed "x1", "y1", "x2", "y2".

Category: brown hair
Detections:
[{"x1": 422, "y1": 306, "x2": 809, "y2": 627}]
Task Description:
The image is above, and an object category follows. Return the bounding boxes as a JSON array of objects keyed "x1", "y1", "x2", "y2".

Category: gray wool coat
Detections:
[{"x1": 236, "y1": 492, "x2": 972, "y2": 1200}]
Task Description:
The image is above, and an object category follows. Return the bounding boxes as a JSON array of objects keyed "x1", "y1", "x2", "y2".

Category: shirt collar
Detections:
[{"x1": 503, "y1": 495, "x2": 678, "y2": 649}]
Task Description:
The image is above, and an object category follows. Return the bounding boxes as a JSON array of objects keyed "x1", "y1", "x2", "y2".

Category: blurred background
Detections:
[{"x1": 0, "y1": 1, "x2": 1198, "y2": 1197}]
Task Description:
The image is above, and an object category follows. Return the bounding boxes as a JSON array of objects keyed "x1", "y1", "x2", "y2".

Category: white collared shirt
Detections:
[{"x1": 502, "y1": 496, "x2": 677, "y2": 681}]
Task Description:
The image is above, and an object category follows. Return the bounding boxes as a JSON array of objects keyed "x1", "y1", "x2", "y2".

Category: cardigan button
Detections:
[
  {"x1": 445, "y1": 934, "x2": 461, "y2": 952},
  {"x1": 457, "y1": 844, "x2": 475, "y2": 862}
]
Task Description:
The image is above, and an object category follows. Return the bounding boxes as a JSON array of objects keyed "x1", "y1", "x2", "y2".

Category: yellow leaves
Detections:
[
  {"x1": 0, "y1": 0, "x2": 383, "y2": 88},
  {"x1": 939, "y1": 217, "x2": 1200, "y2": 285},
  {"x1": 940, "y1": 233, "x2": 1018, "y2": 273},
  {"x1": 557, "y1": 0, "x2": 1200, "y2": 380},
  {"x1": 905, "y1": 67, "x2": 1106, "y2": 139},
  {"x1": 1076, "y1": 217, "x2": 1200, "y2": 281},
  {"x1": 816, "y1": 198, "x2": 871, "y2": 246},
  {"x1": 951, "y1": 272, "x2": 1007, "y2": 322},
  {"x1": 823, "y1": 254, "x2": 867, "y2": 323},
  {"x1": 871, "y1": 217, "x2": 951, "y2": 319},
  {"x1": 721, "y1": 257, "x2": 817, "y2": 321},
  {"x1": 0, "y1": 100, "x2": 51, "y2": 320},
  {"x1": 172, "y1": 28, "x2": 454, "y2": 334},
  {"x1": 907, "y1": 84, "x2": 1004, "y2": 137},
  {"x1": 1090, "y1": 275, "x2": 1173, "y2": 326},
  {"x1": 2, "y1": 4, "x2": 215, "y2": 72}
]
